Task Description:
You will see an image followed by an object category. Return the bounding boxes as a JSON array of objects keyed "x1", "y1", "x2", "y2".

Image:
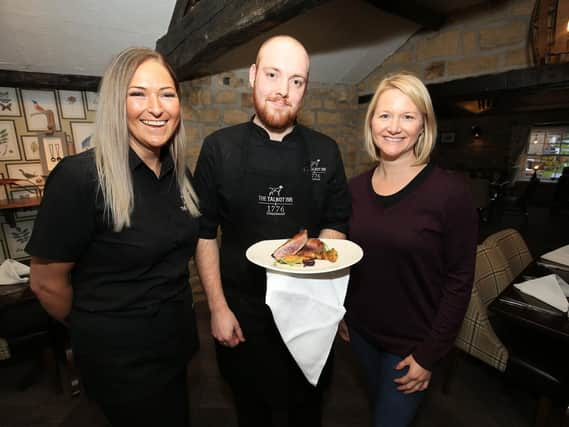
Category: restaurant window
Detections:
[{"x1": 519, "y1": 126, "x2": 569, "y2": 181}]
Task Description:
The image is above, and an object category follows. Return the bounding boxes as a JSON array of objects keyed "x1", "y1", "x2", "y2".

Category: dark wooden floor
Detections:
[{"x1": 1, "y1": 206, "x2": 568, "y2": 427}]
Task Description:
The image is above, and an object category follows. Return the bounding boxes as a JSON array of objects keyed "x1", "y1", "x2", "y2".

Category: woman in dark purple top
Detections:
[{"x1": 342, "y1": 72, "x2": 477, "y2": 427}]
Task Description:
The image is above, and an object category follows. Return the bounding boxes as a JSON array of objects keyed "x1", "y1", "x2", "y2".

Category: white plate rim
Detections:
[{"x1": 245, "y1": 238, "x2": 363, "y2": 275}]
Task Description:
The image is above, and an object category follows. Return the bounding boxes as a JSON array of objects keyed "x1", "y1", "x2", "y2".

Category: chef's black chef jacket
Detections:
[{"x1": 194, "y1": 120, "x2": 351, "y2": 299}]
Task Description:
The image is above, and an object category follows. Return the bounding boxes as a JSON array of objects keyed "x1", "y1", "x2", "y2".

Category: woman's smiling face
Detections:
[
  {"x1": 371, "y1": 88, "x2": 424, "y2": 163},
  {"x1": 126, "y1": 59, "x2": 180, "y2": 157}
]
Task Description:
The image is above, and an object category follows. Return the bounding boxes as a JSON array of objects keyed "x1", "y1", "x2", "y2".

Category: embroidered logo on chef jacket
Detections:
[
  {"x1": 310, "y1": 159, "x2": 327, "y2": 181},
  {"x1": 258, "y1": 185, "x2": 294, "y2": 216}
]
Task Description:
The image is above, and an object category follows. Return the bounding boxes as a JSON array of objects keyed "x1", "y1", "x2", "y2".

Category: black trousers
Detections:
[
  {"x1": 216, "y1": 294, "x2": 332, "y2": 427},
  {"x1": 97, "y1": 374, "x2": 189, "y2": 427}
]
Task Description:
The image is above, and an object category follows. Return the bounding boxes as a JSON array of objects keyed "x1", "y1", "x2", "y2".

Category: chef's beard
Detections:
[{"x1": 253, "y1": 93, "x2": 299, "y2": 131}]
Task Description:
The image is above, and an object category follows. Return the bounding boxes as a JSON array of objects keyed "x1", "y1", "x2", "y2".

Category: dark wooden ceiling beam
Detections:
[
  {"x1": 168, "y1": 0, "x2": 199, "y2": 32},
  {"x1": 362, "y1": 0, "x2": 445, "y2": 31},
  {"x1": 357, "y1": 62, "x2": 569, "y2": 107},
  {"x1": 0, "y1": 69, "x2": 100, "y2": 92},
  {"x1": 428, "y1": 62, "x2": 569, "y2": 100},
  {"x1": 157, "y1": 0, "x2": 330, "y2": 82}
]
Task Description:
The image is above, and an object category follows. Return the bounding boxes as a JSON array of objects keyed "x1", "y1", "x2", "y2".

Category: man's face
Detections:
[{"x1": 249, "y1": 38, "x2": 309, "y2": 133}]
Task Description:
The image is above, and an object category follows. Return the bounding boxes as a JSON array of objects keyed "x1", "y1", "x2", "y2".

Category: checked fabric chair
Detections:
[
  {"x1": 454, "y1": 243, "x2": 513, "y2": 372},
  {"x1": 483, "y1": 228, "x2": 532, "y2": 279}
]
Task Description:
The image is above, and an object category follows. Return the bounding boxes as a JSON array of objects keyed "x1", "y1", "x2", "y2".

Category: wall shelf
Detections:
[{"x1": 0, "y1": 196, "x2": 41, "y2": 227}]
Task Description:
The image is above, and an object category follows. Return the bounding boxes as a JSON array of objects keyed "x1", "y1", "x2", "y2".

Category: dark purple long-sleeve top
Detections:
[{"x1": 345, "y1": 164, "x2": 478, "y2": 370}]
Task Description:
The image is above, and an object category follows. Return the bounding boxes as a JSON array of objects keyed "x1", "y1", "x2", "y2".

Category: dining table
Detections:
[
  {"x1": 488, "y1": 258, "x2": 569, "y2": 425},
  {"x1": 489, "y1": 262, "x2": 569, "y2": 343}
]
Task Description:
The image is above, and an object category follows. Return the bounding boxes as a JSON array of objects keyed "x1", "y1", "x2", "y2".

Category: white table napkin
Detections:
[
  {"x1": 514, "y1": 274, "x2": 569, "y2": 312},
  {"x1": 0, "y1": 259, "x2": 30, "y2": 285},
  {"x1": 265, "y1": 268, "x2": 350, "y2": 385},
  {"x1": 541, "y1": 244, "x2": 569, "y2": 268}
]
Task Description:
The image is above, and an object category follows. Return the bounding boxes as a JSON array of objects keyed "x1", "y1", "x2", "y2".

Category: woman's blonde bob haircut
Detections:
[
  {"x1": 363, "y1": 72, "x2": 437, "y2": 164},
  {"x1": 93, "y1": 47, "x2": 199, "y2": 231}
]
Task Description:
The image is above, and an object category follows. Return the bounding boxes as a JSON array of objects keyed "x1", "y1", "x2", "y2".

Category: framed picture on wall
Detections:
[
  {"x1": 0, "y1": 120, "x2": 21, "y2": 161},
  {"x1": 58, "y1": 90, "x2": 86, "y2": 119},
  {"x1": 1, "y1": 220, "x2": 34, "y2": 259},
  {"x1": 70, "y1": 121, "x2": 95, "y2": 153},
  {"x1": 6, "y1": 162, "x2": 45, "y2": 189},
  {"x1": 85, "y1": 91, "x2": 99, "y2": 111},
  {"x1": 21, "y1": 135, "x2": 41, "y2": 160},
  {"x1": 10, "y1": 189, "x2": 39, "y2": 219},
  {"x1": 38, "y1": 132, "x2": 68, "y2": 175},
  {"x1": 21, "y1": 89, "x2": 62, "y2": 132},
  {"x1": 0, "y1": 87, "x2": 21, "y2": 117}
]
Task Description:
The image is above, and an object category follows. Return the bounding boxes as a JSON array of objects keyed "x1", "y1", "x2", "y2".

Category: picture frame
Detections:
[
  {"x1": 58, "y1": 90, "x2": 86, "y2": 119},
  {"x1": 440, "y1": 131, "x2": 456, "y2": 144},
  {"x1": 38, "y1": 132, "x2": 68, "y2": 174},
  {"x1": 1, "y1": 220, "x2": 34, "y2": 259},
  {"x1": 10, "y1": 189, "x2": 39, "y2": 219},
  {"x1": 21, "y1": 135, "x2": 41, "y2": 160},
  {"x1": 21, "y1": 89, "x2": 61, "y2": 132},
  {"x1": 0, "y1": 87, "x2": 21, "y2": 117},
  {"x1": 85, "y1": 91, "x2": 99, "y2": 111},
  {"x1": 6, "y1": 162, "x2": 45, "y2": 190},
  {"x1": 0, "y1": 120, "x2": 21, "y2": 161},
  {"x1": 70, "y1": 121, "x2": 95, "y2": 153}
]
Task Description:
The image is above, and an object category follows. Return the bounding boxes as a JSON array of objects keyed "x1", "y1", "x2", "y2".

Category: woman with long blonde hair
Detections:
[{"x1": 27, "y1": 47, "x2": 200, "y2": 426}]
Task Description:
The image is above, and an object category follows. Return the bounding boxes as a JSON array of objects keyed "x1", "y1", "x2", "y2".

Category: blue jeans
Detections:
[{"x1": 349, "y1": 327, "x2": 426, "y2": 427}]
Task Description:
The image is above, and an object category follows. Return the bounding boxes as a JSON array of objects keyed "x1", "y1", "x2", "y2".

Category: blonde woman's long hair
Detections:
[
  {"x1": 363, "y1": 72, "x2": 437, "y2": 165},
  {"x1": 93, "y1": 47, "x2": 199, "y2": 231}
]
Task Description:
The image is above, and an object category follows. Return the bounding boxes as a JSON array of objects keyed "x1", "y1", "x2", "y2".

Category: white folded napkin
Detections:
[
  {"x1": 0, "y1": 259, "x2": 30, "y2": 285},
  {"x1": 514, "y1": 274, "x2": 569, "y2": 312},
  {"x1": 265, "y1": 268, "x2": 350, "y2": 385},
  {"x1": 541, "y1": 244, "x2": 569, "y2": 268}
]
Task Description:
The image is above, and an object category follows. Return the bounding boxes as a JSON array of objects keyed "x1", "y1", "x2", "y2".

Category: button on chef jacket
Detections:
[{"x1": 194, "y1": 119, "x2": 351, "y2": 298}]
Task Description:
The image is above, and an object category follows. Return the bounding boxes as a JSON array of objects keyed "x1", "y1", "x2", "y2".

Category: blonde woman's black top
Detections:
[{"x1": 26, "y1": 148, "x2": 199, "y2": 314}]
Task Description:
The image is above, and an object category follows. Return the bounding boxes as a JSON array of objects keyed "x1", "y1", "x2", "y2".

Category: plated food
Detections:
[
  {"x1": 271, "y1": 229, "x2": 337, "y2": 267},
  {"x1": 246, "y1": 238, "x2": 363, "y2": 274}
]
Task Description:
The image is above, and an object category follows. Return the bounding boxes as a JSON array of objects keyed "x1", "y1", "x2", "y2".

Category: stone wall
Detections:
[{"x1": 358, "y1": 0, "x2": 535, "y2": 94}]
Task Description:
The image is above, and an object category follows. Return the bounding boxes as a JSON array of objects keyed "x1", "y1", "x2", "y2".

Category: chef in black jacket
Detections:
[
  {"x1": 26, "y1": 48, "x2": 200, "y2": 427},
  {"x1": 193, "y1": 35, "x2": 351, "y2": 427}
]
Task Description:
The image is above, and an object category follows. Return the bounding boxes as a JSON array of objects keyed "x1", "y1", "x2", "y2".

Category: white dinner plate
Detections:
[{"x1": 245, "y1": 238, "x2": 363, "y2": 274}]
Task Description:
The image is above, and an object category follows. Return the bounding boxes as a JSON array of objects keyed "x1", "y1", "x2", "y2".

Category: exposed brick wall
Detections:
[{"x1": 358, "y1": 0, "x2": 535, "y2": 94}]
